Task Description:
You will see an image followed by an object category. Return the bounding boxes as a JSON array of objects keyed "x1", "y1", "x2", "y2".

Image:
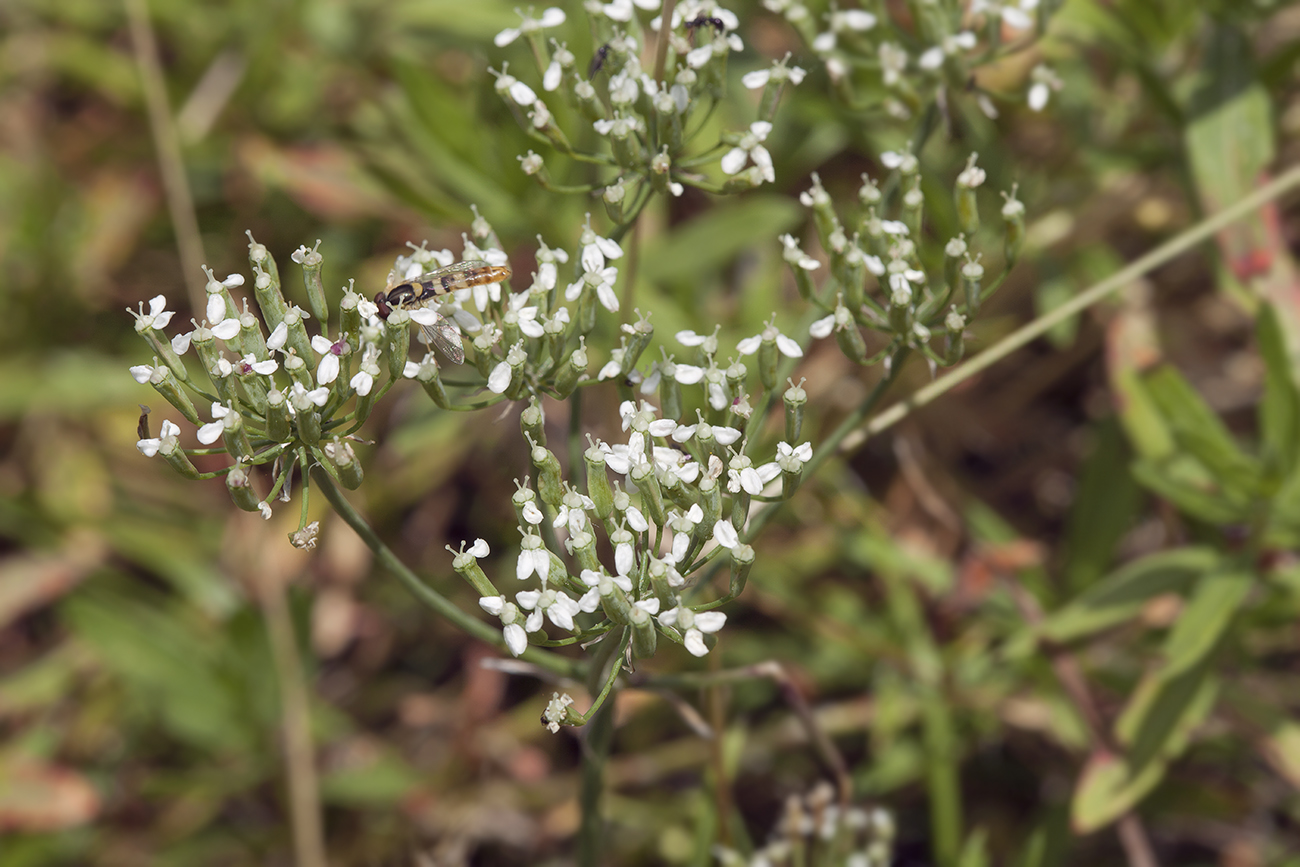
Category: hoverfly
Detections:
[{"x1": 374, "y1": 260, "x2": 511, "y2": 365}]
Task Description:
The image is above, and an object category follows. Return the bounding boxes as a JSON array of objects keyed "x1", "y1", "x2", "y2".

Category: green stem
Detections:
[
  {"x1": 311, "y1": 467, "x2": 581, "y2": 679},
  {"x1": 576, "y1": 627, "x2": 629, "y2": 867}
]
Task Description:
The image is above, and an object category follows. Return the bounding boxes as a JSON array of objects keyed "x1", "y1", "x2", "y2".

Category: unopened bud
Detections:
[
  {"x1": 729, "y1": 543, "x2": 755, "y2": 596},
  {"x1": 324, "y1": 437, "x2": 363, "y2": 490},
  {"x1": 226, "y1": 462, "x2": 262, "y2": 512},
  {"x1": 783, "y1": 378, "x2": 807, "y2": 443}
]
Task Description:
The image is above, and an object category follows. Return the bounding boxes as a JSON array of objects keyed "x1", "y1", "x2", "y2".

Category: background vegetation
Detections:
[{"x1": 3, "y1": 0, "x2": 1300, "y2": 865}]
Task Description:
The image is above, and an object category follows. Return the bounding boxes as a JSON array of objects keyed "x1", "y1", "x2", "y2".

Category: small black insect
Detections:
[
  {"x1": 685, "y1": 15, "x2": 726, "y2": 34},
  {"x1": 588, "y1": 44, "x2": 611, "y2": 79},
  {"x1": 137, "y1": 404, "x2": 151, "y2": 440}
]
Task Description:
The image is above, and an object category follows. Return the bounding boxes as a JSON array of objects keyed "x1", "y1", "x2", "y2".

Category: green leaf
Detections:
[
  {"x1": 1156, "y1": 568, "x2": 1253, "y2": 680},
  {"x1": 1115, "y1": 653, "x2": 1221, "y2": 779},
  {"x1": 1061, "y1": 419, "x2": 1143, "y2": 593},
  {"x1": 1039, "y1": 547, "x2": 1218, "y2": 645},
  {"x1": 1130, "y1": 457, "x2": 1249, "y2": 525},
  {"x1": 1141, "y1": 365, "x2": 1262, "y2": 501},
  {"x1": 1071, "y1": 748, "x2": 1165, "y2": 834},
  {"x1": 957, "y1": 828, "x2": 990, "y2": 867},
  {"x1": 1257, "y1": 304, "x2": 1300, "y2": 478}
]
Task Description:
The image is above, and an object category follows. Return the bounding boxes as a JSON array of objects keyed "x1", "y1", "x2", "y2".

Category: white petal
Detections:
[
  {"x1": 469, "y1": 538, "x2": 490, "y2": 557},
  {"x1": 311, "y1": 334, "x2": 333, "y2": 354},
  {"x1": 525, "y1": 608, "x2": 545, "y2": 632},
  {"x1": 197, "y1": 421, "x2": 224, "y2": 445},
  {"x1": 736, "y1": 335, "x2": 762, "y2": 355},
  {"x1": 479, "y1": 596, "x2": 505, "y2": 615},
  {"x1": 509, "y1": 80, "x2": 537, "y2": 106},
  {"x1": 812, "y1": 31, "x2": 835, "y2": 52},
  {"x1": 776, "y1": 334, "x2": 803, "y2": 357},
  {"x1": 634, "y1": 597, "x2": 660, "y2": 615},
  {"x1": 543, "y1": 61, "x2": 562, "y2": 92},
  {"x1": 648, "y1": 418, "x2": 676, "y2": 437},
  {"x1": 741, "y1": 69, "x2": 770, "y2": 89},
  {"x1": 503, "y1": 623, "x2": 528, "y2": 656},
  {"x1": 494, "y1": 27, "x2": 522, "y2": 47},
  {"x1": 540, "y1": 7, "x2": 566, "y2": 26},
  {"x1": 739, "y1": 467, "x2": 764, "y2": 495},
  {"x1": 713, "y1": 520, "x2": 739, "y2": 549},
  {"x1": 684, "y1": 628, "x2": 710, "y2": 656},
  {"x1": 488, "y1": 361, "x2": 514, "y2": 394},
  {"x1": 252, "y1": 359, "x2": 279, "y2": 375},
  {"x1": 919, "y1": 46, "x2": 944, "y2": 70},
  {"x1": 676, "y1": 330, "x2": 706, "y2": 346},
  {"x1": 316, "y1": 353, "x2": 339, "y2": 385},
  {"x1": 578, "y1": 588, "x2": 602, "y2": 612},
  {"x1": 713, "y1": 426, "x2": 742, "y2": 445},
  {"x1": 129, "y1": 364, "x2": 154, "y2": 384},
  {"x1": 673, "y1": 364, "x2": 704, "y2": 384},
  {"x1": 548, "y1": 602, "x2": 575, "y2": 631},
  {"x1": 625, "y1": 506, "x2": 649, "y2": 533},
  {"x1": 206, "y1": 294, "x2": 226, "y2": 324},
  {"x1": 1028, "y1": 82, "x2": 1049, "y2": 112},
  {"x1": 719, "y1": 147, "x2": 748, "y2": 175},
  {"x1": 171, "y1": 332, "x2": 192, "y2": 355},
  {"x1": 516, "y1": 590, "x2": 542, "y2": 610},
  {"x1": 596, "y1": 281, "x2": 620, "y2": 312},
  {"x1": 523, "y1": 501, "x2": 545, "y2": 525},
  {"x1": 843, "y1": 9, "x2": 877, "y2": 29},
  {"x1": 136, "y1": 437, "x2": 162, "y2": 457},
  {"x1": 517, "y1": 549, "x2": 536, "y2": 581},
  {"x1": 658, "y1": 606, "x2": 680, "y2": 627},
  {"x1": 211, "y1": 319, "x2": 241, "y2": 340},
  {"x1": 810, "y1": 315, "x2": 836, "y2": 338},
  {"x1": 694, "y1": 611, "x2": 726, "y2": 633},
  {"x1": 615, "y1": 541, "x2": 634, "y2": 576},
  {"x1": 267, "y1": 321, "x2": 288, "y2": 351},
  {"x1": 686, "y1": 44, "x2": 713, "y2": 68},
  {"x1": 160, "y1": 420, "x2": 181, "y2": 438},
  {"x1": 350, "y1": 370, "x2": 373, "y2": 396}
]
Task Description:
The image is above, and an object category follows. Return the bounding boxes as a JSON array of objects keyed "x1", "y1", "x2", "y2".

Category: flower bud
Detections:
[
  {"x1": 324, "y1": 436, "x2": 363, "y2": 490},
  {"x1": 339, "y1": 284, "x2": 361, "y2": 340},
  {"x1": 729, "y1": 543, "x2": 755, "y2": 597},
  {"x1": 584, "y1": 439, "x2": 615, "y2": 520},
  {"x1": 413, "y1": 354, "x2": 449, "y2": 409},
  {"x1": 573, "y1": 79, "x2": 605, "y2": 122},
  {"x1": 834, "y1": 319, "x2": 868, "y2": 365},
  {"x1": 802, "y1": 173, "x2": 840, "y2": 250},
  {"x1": 962, "y1": 254, "x2": 985, "y2": 319},
  {"x1": 596, "y1": 571, "x2": 633, "y2": 625},
  {"x1": 265, "y1": 388, "x2": 292, "y2": 442},
  {"x1": 567, "y1": 529, "x2": 600, "y2": 573},
  {"x1": 528, "y1": 435, "x2": 564, "y2": 507},
  {"x1": 621, "y1": 312, "x2": 654, "y2": 376},
  {"x1": 658, "y1": 464, "x2": 695, "y2": 512},
  {"x1": 1002, "y1": 185, "x2": 1025, "y2": 267},
  {"x1": 630, "y1": 460, "x2": 665, "y2": 526},
  {"x1": 248, "y1": 238, "x2": 288, "y2": 333},
  {"x1": 155, "y1": 428, "x2": 200, "y2": 480},
  {"x1": 943, "y1": 308, "x2": 966, "y2": 365},
  {"x1": 553, "y1": 337, "x2": 588, "y2": 398},
  {"x1": 783, "y1": 378, "x2": 806, "y2": 443},
  {"x1": 449, "y1": 541, "x2": 495, "y2": 597},
  {"x1": 291, "y1": 240, "x2": 329, "y2": 324},
  {"x1": 722, "y1": 166, "x2": 765, "y2": 193},
  {"x1": 382, "y1": 309, "x2": 411, "y2": 380},
  {"x1": 520, "y1": 397, "x2": 546, "y2": 447},
  {"x1": 954, "y1": 153, "x2": 984, "y2": 236},
  {"x1": 143, "y1": 363, "x2": 200, "y2": 425},
  {"x1": 602, "y1": 178, "x2": 626, "y2": 224},
  {"x1": 226, "y1": 461, "x2": 262, "y2": 512},
  {"x1": 630, "y1": 605, "x2": 658, "y2": 658},
  {"x1": 289, "y1": 389, "x2": 323, "y2": 446}
]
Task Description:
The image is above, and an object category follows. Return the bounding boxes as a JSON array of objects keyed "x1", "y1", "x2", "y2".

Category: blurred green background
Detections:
[{"x1": 3, "y1": 0, "x2": 1300, "y2": 864}]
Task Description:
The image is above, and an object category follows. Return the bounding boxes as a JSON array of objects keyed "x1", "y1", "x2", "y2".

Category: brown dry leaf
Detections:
[
  {"x1": 0, "y1": 758, "x2": 100, "y2": 831},
  {"x1": 0, "y1": 529, "x2": 107, "y2": 629}
]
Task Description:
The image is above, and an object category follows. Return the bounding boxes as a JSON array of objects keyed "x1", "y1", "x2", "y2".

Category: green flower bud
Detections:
[
  {"x1": 630, "y1": 460, "x2": 665, "y2": 526},
  {"x1": 943, "y1": 308, "x2": 966, "y2": 366},
  {"x1": 567, "y1": 529, "x2": 600, "y2": 573},
  {"x1": 339, "y1": 283, "x2": 361, "y2": 340},
  {"x1": 383, "y1": 309, "x2": 411, "y2": 380},
  {"x1": 520, "y1": 397, "x2": 546, "y2": 448},
  {"x1": 142, "y1": 363, "x2": 200, "y2": 424},
  {"x1": 226, "y1": 461, "x2": 262, "y2": 512},
  {"x1": 584, "y1": 437, "x2": 615, "y2": 520},
  {"x1": 265, "y1": 388, "x2": 292, "y2": 442},
  {"x1": 156, "y1": 428, "x2": 200, "y2": 480},
  {"x1": 962, "y1": 254, "x2": 985, "y2": 319},
  {"x1": 630, "y1": 605, "x2": 657, "y2": 658},
  {"x1": 447, "y1": 539, "x2": 495, "y2": 597},
  {"x1": 803, "y1": 173, "x2": 840, "y2": 250},
  {"x1": 954, "y1": 153, "x2": 984, "y2": 236},
  {"x1": 834, "y1": 318, "x2": 868, "y2": 365},
  {"x1": 729, "y1": 543, "x2": 755, "y2": 597},
  {"x1": 783, "y1": 378, "x2": 806, "y2": 443},
  {"x1": 288, "y1": 389, "x2": 322, "y2": 446},
  {"x1": 527, "y1": 434, "x2": 564, "y2": 507},
  {"x1": 290, "y1": 240, "x2": 328, "y2": 324},
  {"x1": 594, "y1": 571, "x2": 633, "y2": 625},
  {"x1": 247, "y1": 232, "x2": 288, "y2": 333},
  {"x1": 620, "y1": 311, "x2": 654, "y2": 376},
  {"x1": 553, "y1": 336, "x2": 588, "y2": 398},
  {"x1": 1002, "y1": 185, "x2": 1025, "y2": 267}
]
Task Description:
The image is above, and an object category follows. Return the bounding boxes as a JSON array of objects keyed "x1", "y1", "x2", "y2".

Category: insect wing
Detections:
[{"x1": 412, "y1": 307, "x2": 465, "y2": 364}]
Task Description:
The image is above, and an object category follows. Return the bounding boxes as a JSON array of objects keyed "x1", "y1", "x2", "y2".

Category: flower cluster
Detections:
[
  {"x1": 451, "y1": 312, "x2": 820, "y2": 675},
  {"x1": 491, "y1": 0, "x2": 805, "y2": 204},
  {"x1": 715, "y1": 782, "x2": 896, "y2": 867},
  {"x1": 762, "y1": 0, "x2": 1059, "y2": 118},
  {"x1": 128, "y1": 214, "x2": 634, "y2": 541},
  {"x1": 781, "y1": 153, "x2": 1022, "y2": 375}
]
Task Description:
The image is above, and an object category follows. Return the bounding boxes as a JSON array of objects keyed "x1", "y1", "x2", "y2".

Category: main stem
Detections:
[{"x1": 577, "y1": 627, "x2": 628, "y2": 867}]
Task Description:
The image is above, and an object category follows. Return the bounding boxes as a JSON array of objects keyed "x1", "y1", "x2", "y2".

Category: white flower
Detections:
[
  {"x1": 736, "y1": 316, "x2": 803, "y2": 358},
  {"x1": 517, "y1": 588, "x2": 584, "y2": 631},
  {"x1": 578, "y1": 216, "x2": 624, "y2": 272},
  {"x1": 310, "y1": 335, "x2": 340, "y2": 385},
  {"x1": 488, "y1": 360, "x2": 514, "y2": 394},
  {"x1": 494, "y1": 7, "x2": 566, "y2": 47},
  {"x1": 659, "y1": 604, "x2": 727, "y2": 657},
  {"x1": 542, "y1": 692, "x2": 575, "y2": 733},
  {"x1": 128, "y1": 295, "x2": 175, "y2": 332},
  {"x1": 517, "y1": 533, "x2": 552, "y2": 583},
  {"x1": 478, "y1": 597, "x2": 534, "y2": 657},
  {"x1": 490, "y1": 63, "x2": 537, "y2": 107},
  {"x1": 878, "y1": 42, "x2": 908, "y2": 87},
  {"x1": 137, "y1": 419, "x2": 181, "y2": 457},
  {"x1": 972, "y1": 0, "x2": 1039, "y2": 31},
  {"x1": 720, "y1": 121, "x2": 774, "y2": 183},
  {"x1": 1028, "y1": 63, "x2": 1062, "y2": 112},
  {"x1": 741, "y1": 54, "x2": 807, "y2": 89},
  {"x1": 196, "y1": 402, "x2": 233, "y2": 445},
  {"x1": 811, "y1": 7, "x2": 876, "y2": 52},
  {"x1": 880, "y1": 148, "x2": 918, "y2": 174},
  {"x1": 666, "y1": 504, "x2": 704, "y2": 563}
]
